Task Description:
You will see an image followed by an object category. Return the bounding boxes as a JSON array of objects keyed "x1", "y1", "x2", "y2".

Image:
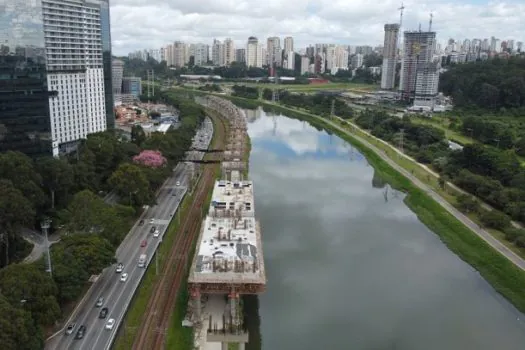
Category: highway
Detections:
[{"x1": 46, "y1": 117, "x2": 213, "y2": 350}]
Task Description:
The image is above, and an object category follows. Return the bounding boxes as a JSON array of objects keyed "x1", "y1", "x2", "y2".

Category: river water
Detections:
[{"x1": 244, "y1": 107, "x2": 525, "y2": 350}]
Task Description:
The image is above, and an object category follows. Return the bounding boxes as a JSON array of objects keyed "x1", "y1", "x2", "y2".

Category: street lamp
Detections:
[{"x1": 41, "y1": 218, "x2": 52, "y2": 277}]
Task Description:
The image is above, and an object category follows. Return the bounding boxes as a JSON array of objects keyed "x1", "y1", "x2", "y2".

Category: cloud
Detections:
[{"x1": 109, "y1": 0, "x2": 525, "y2": 55}]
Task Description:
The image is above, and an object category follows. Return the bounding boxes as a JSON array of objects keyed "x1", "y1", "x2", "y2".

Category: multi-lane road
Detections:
[{"x1": 46, "y1": 117, "x2": 213, "y2": 350}]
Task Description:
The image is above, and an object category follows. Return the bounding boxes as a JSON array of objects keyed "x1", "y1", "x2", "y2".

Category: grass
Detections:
[
  {"x1": 113, "y1": 112, "x2": 226, "y2": 350},
  {"x1": 220, "y1": 81, "x2": 378, "y2": 92},
  {"x1": 190, "y1": 90, "x2": 525, "y2": 314}
]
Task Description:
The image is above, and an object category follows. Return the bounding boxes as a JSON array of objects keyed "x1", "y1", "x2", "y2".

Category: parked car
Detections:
[
  {"x1": 141, "y1": 240, "x2": 147, "y2": 247},
  {"x1": 116, "y1": 263, "x2": 124, "y2": 273},
  {"x1": 95, "y1": 297, "x2": 104, "y2": 307},
  {"x1": 105, "y1": 318, "x2": 115, "y2": 330},
  {"x1": 75, "y1": 325, "x2": 86, "y2": 339},
  {"x1": 65, "y1": 322, "x2": 76, "y2": 335},
  {"x1": 120, "y1": 273, "x2": 128, "y2": 282},
  {"x1": 99, "y1": 307, "x2": 108, "y2": 319},
  {"x1": 150, "y1": 226, "x2": 156, "y2": 234}
]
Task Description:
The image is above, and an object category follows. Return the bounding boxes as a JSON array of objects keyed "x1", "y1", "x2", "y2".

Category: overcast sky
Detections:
[{"x1": 109, "y1": 0, "x2": 525, "y2": 55}]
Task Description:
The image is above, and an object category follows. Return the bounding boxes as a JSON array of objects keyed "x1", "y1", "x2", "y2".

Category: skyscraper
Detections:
[
  {"x1": 399, "y1": 31, "x2": 436, "y2": 102},
  {"x1": 0, "y1": 1, "x2": 53, "y2": 156},
  {"x1": 266, "y1": 37, "x2": 281, "y2": 67},
  {"x1": 284, "y1": 36, "x2": 294, "y2": 53},
  {"x1": 247, "y1": 37, "x2": 263, "y2": 68},
  {"x1": 112, "y1": 59, "x2": 124, "y2": 105},
  {"x1": 381, "y1": 24, "x2": 399, "y2": 90},
  {"x1": 0, "y1": 0, "x2": 113, "y2": 157}
]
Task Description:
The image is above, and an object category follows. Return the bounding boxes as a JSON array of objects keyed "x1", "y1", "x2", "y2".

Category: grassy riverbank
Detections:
[{"x1": 184, "y1": 89, "x2": 525, "y2": 314}]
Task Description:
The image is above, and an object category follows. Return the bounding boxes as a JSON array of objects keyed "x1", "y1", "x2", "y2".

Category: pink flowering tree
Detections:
[{"x1": 133, "y1": 150, "x2": 167, "y2": 168}]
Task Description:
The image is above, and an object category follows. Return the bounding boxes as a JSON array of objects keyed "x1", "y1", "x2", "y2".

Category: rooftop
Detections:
[{"x1": 208, "y1": 180, "x2": 254, "y2": 217}]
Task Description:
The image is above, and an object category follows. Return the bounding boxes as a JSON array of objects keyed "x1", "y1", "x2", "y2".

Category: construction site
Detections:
[{"x1": 185, "y1": 96, "x2": 266, "y2": 350}]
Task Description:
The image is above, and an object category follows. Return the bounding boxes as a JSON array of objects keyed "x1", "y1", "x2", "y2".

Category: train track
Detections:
[{"x1": 132, "y1": 114, "x2": 227, "y2": 350}]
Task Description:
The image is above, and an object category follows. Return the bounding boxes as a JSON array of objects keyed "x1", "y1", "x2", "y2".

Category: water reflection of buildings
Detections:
[
  {"x1": 244, "y1": 107, "x2": 264, "y2": 123},
  {"x1": 372, "y1": 170, "x2": 387, "y2": 189}
]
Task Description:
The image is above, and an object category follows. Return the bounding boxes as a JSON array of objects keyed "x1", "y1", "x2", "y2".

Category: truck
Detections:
[{"x1": 138, "y1": 253, "x2": 147, "y2": 268}]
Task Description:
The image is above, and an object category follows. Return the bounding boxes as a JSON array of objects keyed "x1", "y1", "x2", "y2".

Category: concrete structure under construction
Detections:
[{"x1": 187, "y1": 96, "x2": 265, "y2": 350}]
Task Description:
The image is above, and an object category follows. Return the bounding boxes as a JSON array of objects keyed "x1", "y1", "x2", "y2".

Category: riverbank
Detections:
[{"x1": 181, "y1": 89, "x2": 525, "y2": 314}]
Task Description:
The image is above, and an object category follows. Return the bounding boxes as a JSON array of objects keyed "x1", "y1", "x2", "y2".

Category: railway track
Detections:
[{"x1": 132, "y1": 114, "x2": 227, "y2": 350}]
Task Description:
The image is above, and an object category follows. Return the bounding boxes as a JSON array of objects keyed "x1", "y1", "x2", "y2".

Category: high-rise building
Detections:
[
  {"x1": 300, "y1": 56, "x2": 310, "y2": 75},
  {"x1": 192, "y1": 44, "x2": 209, "y2": 66},
  {"x1": 266, "y1": 37, "x2": 281, "y2": 67},
  {"x1": 173, "y1": 41, "x2": 188, "y2": 67},
  {"x1": 247, "y1": 37, "x2": 263, "y2": 68},
  {"x1": 212, "y1": 39, "x2": 223, "y2": 66},
  {"x1": 112, "y1": 59, "x2": 124, "y2": 105},
  {"x1": 399, "y1": 31, "x2": 436, "y2": 102},
  {"x1": 222, "y1": 38, "x2": 235, "y2": 66},
  {"x1": 381, "y1": 24, "x2": 399, "y2": 90},
  {"x1": 43, "y1": 0, "x2": 113, "y2": 156},
  {"x1": 235, "y1": 49, "x2": 246, "y2": 64},
  {"x1": 122, "y1": 77, "x2": 142, "y2": 98},
  {"x1": 284, "y1": 37, "x2": 294, "y2": 53},
  {"x1": 0, "y1": 1, "x2": 53, "y2": 156}
]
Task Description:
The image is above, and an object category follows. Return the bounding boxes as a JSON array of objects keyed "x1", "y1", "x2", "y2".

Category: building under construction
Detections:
[{"x1": 186, "y1": 96, "x2": 265, "y2": 350}]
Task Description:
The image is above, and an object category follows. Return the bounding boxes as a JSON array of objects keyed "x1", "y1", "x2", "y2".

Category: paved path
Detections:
[{"x1": 318, "y1": 114, "x2": 525, "y2": 271}]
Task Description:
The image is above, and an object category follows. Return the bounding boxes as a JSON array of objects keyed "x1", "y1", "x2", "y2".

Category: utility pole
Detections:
[
  {"x1": 330, "y1": 99, "x2": 335, "y2": 120},
  {"x1": 272, "y1": 64, "x2": 279, "y2": 102},
  {"x1": 41, "y1": 219, "x2": 52, "y2": 276},
  {"x1": 399, "y1": 128, "x2": 405, "y2": 156}
]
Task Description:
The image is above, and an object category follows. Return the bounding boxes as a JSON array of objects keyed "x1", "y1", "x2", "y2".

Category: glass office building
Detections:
[
  {"x1": 97, "y1": 0, "x2": 115, "y2": 129},
  {"x1": 0, "y1": 0, "x2": 53, "y2": 156}
]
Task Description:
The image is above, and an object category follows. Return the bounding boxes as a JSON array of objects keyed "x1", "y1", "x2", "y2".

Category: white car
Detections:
[
  {"x1": 116, "y1": 263, "x2": 123, "y2": 273},
  {"x1": 105, "y1": 319, "x2": 115, "y2": 330},
  {"x1": 120, "y1": 273, "x2": 128, "y2": 282},
  {"x1": 153, "y1": 230, "x2": 160, "y2": 238},
  {"x1": 149, "y1": 218, "x2": 154, "y2": 224},
  {"x1": 176, "y1": 181, "x2": 181, "y2": 186}
]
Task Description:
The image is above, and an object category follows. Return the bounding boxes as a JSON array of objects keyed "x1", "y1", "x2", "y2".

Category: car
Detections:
[
  {"x1": 120, "y1": 273, "x2": 128, "y2": 282},
  {"x1": 99, "y1": 307, "x2": 108, "y2": 319},
  {"x1": 153, "y1": 230, "x2": 160, "y2": 238},
  {"x1": 141, "y1": 240, "x2": 147, "y2": 247},
  {"x1": 95, "y1": 297, "x2": 104, "y2": 307},
  {"x1": 150, "y1": 226, "x2": 156, "y2": 234},
  {"x1": 116, "y1": 263, "x2": 123, "y2": 273},
  {"x1": 105, "y1": 318, "x2": 115, "y2": 330},
  {"x1": 65, "y1": 322, "x2": 76, "y2": 335},
  {"x1": 176, "y1": 181, "x2": 181, "y2": 186},
  {"x1": 139, "y1": 219, "x2": 144, "y2": 226},
  {"x1": 75, "y1": 325, "x2": 86, "y2": 339},
  {"x1": 149, "y1": 218, "x2": 154, "y2": 224}
]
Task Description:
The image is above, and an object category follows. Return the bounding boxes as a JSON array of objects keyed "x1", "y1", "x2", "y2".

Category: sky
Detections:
[{"x1": 109, "y1": 0, "x2": 525, "y2": 55}]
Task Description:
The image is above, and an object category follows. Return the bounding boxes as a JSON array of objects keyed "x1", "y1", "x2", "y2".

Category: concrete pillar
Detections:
[
  {"x1": 193, "y1": 289, "x2": 201, "y2": 319},
  {"x1": 221, "y1": 342, "x2": 229, "y2": 350},
  {"x1": 239, "y1": 343, "x2": 246, "y2": 350}
]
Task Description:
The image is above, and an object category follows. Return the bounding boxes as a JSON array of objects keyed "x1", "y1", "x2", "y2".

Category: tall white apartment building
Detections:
[
  {"x1": 212, "y1": 39, "x2": 223, "y2": 66},
  {"x1": 111, "y1": 59, "x2": 124, "y2": 105},
  {"x1": 173, "y1": 41, "x2": 188, "y2": 67},
  {"x1": 266, "y1": 36, "x2": 281, "y2": 67},
  {"x1": 284, "y1": 36, "x2": 294, "y2": 53},
  {"x1": 43, "y1": 0, "x2": 108, "y2": 156},
  {"x1": 300, "y1": 56, "x2": 310, "y2": 75},
  {"x1": 284, "y1": 51, "x2": 295, "y2": 70},
  {"x1": 222, "y1": 38, "x2": 235, "y2": 66},
  {"x1": 247, "y1": 37, "x2": 263, "y2": 68},
  {"x1": 191, "y1": 44, "x2": 209, "y2": 66},
  {"x1": 380, "y1": 23, "x2": 399, "y2": 90}
]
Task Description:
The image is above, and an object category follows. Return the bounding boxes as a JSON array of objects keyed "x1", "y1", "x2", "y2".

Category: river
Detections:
[{"x1": 244, "y1": 107, "x2": 525, "y2": 350}]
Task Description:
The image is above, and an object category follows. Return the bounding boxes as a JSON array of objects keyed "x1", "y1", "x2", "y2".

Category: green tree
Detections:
[
  {"x1": 109, "y1": 163, "x2": 152, "y2": 206},
  {"x1": 480, "y1": 210, "x2": 511, "y2": 230},
  {"x1": 0, "y1": 180, "x2": 35, "y2": 266},
  {"x1": 456, "y1": 194, "x2": 480, "y2": 213},
  {"x1": 131, "y1": 125, "x2": 146, "y2": 146},
  {"x1": 37, "y1": 157, "x2": 74, "y2": 209},
  {"x1": 0, "y1": 293, "x2": 43, "y2": 350},
  {"x1": 0, "y1": 264, "x2": 61, "y2": 326}
]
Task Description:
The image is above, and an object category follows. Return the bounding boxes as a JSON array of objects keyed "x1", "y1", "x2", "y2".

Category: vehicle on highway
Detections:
[
  {"x1": 95, "y1": 297, "x2": 104, "y2": 307},
  {"x1": 150, "y1": 226, "x2": 156, "y2": 234},
  {"x1": 75, "y1": 325, "x2": 86, "y2": 340},
  {"x1": 153, "y1": 229, "x2": 160, "y2": 238},
  {"x1": 120, "y1": 273, "x2": 128, "y2": 282},
  {"x1": 116, "y1": 263, "x2": 124, "y2": 273},
  {"x1": 139, "y1": 219, "x2": 144, "y2": 226},
  {"x1": 99, "y1": 307, "x2": 108, "y2": 319},
  {"x1": 149, "y1": 218, "x2": 154, "y2": 224},
  {"x1": 176, "y1": 181, "x2": 181, "y2": 186},
  {"x1": 138, "y1": 253, "x2": 147, "y2": 268},
  {"x1": 105, "y1": 318, "x2": 115, "y2": 330},
  {"x1": 141, "y1": 239, "x2": 147, "y2": 247},
  {"x1": 65, "y1": 322, "x2": 76, "y2": 335}
]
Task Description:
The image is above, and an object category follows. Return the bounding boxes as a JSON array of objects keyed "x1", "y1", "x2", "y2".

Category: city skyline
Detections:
[{"x1": 109, "y1": 0, "x2": 525, "y2": 55}]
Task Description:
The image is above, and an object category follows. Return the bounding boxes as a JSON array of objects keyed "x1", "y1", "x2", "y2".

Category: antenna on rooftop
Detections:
[
  {"x1": 398, "y1": 2, "x2": 405, "y2": 29},
  {"x1": 429, "y1": 12, "x2": 433, "y2": 32}
]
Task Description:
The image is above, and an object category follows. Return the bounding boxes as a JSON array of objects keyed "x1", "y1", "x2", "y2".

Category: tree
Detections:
[
  {"x1": 456, "y1": 194, "x2": 480, "y2": 213},
  {"x1": 131, "y1": 125, "x2": 146, "y2": 146},
  {"x1": 37, "y1": 157, "x2": 74, "y2": 209},
  {"x1": 0, "y1": 180, "x2": 35, "y2": 266},
  {"x1": 133, "y1": 150, "x2": 167, "y2": 168},
  {"x1": 109, "y1": 163, "x2": 152, "y2": 207},
  {"x1": 0, "y1": 264, "x2": 61, "y2": 326},
  {"x1": 51, "y1": 235, "x2": 116, "y2": 303},
  {"x1": 480, "y1": 210, "x2": 511, "y2": 230},
  {"x1": 0, "y1": 293, "x2": 43, "y2": 350}
]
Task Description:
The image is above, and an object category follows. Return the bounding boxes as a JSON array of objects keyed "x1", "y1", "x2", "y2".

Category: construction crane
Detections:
[
  {"x1": 397, "y1": 2, "x2": 405, "y2": 100},
  {"x1": 398, "y1": 2, "x2": 405, "y2": 28},
  {"x1": 429, "y1": 12, "x2": 433, "y2": 32}
]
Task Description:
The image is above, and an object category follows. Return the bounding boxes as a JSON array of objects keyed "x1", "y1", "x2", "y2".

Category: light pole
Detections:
[{"x1": 41, "y1": 218, "x2": 52, "y2": 277}]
